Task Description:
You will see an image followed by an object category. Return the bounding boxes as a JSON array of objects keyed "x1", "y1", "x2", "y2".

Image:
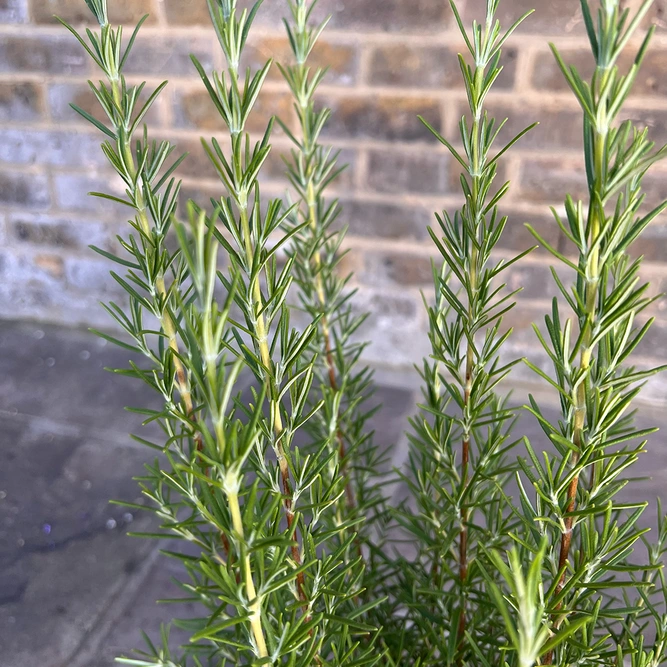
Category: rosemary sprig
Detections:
[
  {"x1": 62, "y1": 0, "x2": 380, "y2": 664},
  {"x1": 505, "y1": 0, "x2": 667, "y2": 664},
  {"x1": 277, "y1": 1, "x2": 391, "y2": 656},
  {"x1": 393, "y1": 1, "x2": 536, "y2": 664},
  {"x1": 277, "y1": 0, "x2": 387, "y2": 555}
]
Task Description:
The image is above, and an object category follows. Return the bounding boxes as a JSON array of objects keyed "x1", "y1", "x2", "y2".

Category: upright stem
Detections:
[
  {"x1": 111, "y1": 79, "x2": 195, "y2": 419},
  {"x1": 228, "y1": 490, "x2": 269, "y2": 658},
  {"x1": 457, "y1": 297, "x2": 474, "y2": 658},
  {"x1": 456, "y1": 66, "x2": 484, "y2": 660},
  {"x1": 305, "y1": 175, "x2": 356, "y2": 510},
  {"x1": 544, "y1": 70, "x2": 606, "y2": 667},
  {"x1": 238, "y1": 202, "x2": 308, "y2": 605}
]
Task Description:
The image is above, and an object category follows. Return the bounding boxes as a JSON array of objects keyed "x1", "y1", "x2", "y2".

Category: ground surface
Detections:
[{"x1": 0, "y1": 319, "x2": 665, "y2": 666}]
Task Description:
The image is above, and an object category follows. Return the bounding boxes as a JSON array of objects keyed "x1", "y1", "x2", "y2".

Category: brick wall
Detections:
[{"x1": 1, "y1": 0, "x2": 666, "y2": 399}]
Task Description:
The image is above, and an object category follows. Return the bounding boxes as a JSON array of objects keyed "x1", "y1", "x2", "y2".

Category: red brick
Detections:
[
  {"x1": 518, "y1": 157, "x2": 587, "y2": 204},
  {"x1": 339, "y1": 199, "x2": 433, "y2": 240},
  {"x1": 531, "y1": 49, "x2": 592, "y2": 92},
  {"x1": 163, "y1": 0, "x2": 211, "y2": 24},
  {"x1": 244, "y1": 37, "x2": 359, "y2": 86},
  {"x1": 636, "y1": 317, "x2": 667, "y2": 359},
  {"x1": 330, "y1": 0, "x2": 450, "y2": 32},
  {"x1": 322, "y1": 95, "x2": 440, "y2": 143},
  {"x1": 178, "y1": 181, "x2": 226, "y2": 217},
  {"x1": 31, "y1": 0, "x2": 156, "y2": 24},
  {"x1": 622, "y1": 108, "x2": 667, "y2": 146},
  {"x1": 0, "y1": 35, "x2": 88, "y2": 75},
  {"x1": 634, "y1": 50, "x2": 667, "y2": 97},
  {"x1": 531, "y1": 48, "x2": 636, "y2": 93},
  {"x1": 48, "y1": 83, "x2": 163, "y2": 127},
  {"x1": 265, "y1": 145, "x2": 357, "y2": 190},
  {"x1": 495, "y1": 210, "x2": 563, "y2": 256},
  {"x1": 122, "y1": 34, "x2": 215, "y2": 77},
  {"x1": 0, "y1": 81, "x2": 43, "y2": 122},
  {"x1": 504, "y1": 260, "x2": 558, "y2": 301},
  {"x1": 174, "y1": 87, "x2": 292, "y2": 135},
  {"x1": 361, "y1": 250, "x2": 435, "y2": 287},
  {"x1": 464, "y1": 0, "x2": 584, "y2": 35},
  {"x1": 639, "y1": 172, "x2": 667, "y2": 210},
  {"x1": 367, "y1": 149, "x2": 450, "y2": 195},
  {"x1": 237, "y1": 0, "x2": 329, "y2": 29},
  {"x1": 368, "y1": 44, "x2": 455, "y2": 89},
  {"x1": 480, "y1": 98, "x2": 582, "y2": 152},
  {"x1": 33, "y1": 254, "x2": 64, "y2": 279},
  {"x1": 646, "y1": 1, "x2": 667, "y2": 31},
  {"x1": 631, "y1": 221, "x2": 667, "y2": 263}
]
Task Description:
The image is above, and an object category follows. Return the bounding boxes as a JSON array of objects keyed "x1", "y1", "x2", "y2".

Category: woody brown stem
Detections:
[
  {"x1": 543, "y1": 414, "x2": 583, "y2": 665},
  {"x1": 281, "y1": 464, "x2": 308, "y2": 605}
]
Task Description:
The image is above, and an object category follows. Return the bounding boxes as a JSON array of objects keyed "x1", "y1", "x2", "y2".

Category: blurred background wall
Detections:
[{"x1": 1, "y1": 0, "x2": 666, "y2": 400}]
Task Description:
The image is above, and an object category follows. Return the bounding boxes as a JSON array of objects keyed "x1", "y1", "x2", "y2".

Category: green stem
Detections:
[
  {"x1": 456, "y1": 63, "x2": 485, "y2": 662},
  {"x1": 110, "y1": 79, "x2": 195, "y2": 421},
  {"x1": 228, "y1": 490, "x2": 269, "y2": 658},
  {"x1": 544, "y1": 65, "x2": 607, "y2": 667},
  {"x1": 238, "y1": 201, "x2": 308, "y2": 605}
]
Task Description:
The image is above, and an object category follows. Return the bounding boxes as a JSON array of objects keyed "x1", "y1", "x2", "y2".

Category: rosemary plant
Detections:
[
  {"x1": 277, "y1": 0, "x2": 388, "y2": 580},
  {"x1": 499, "y1": 1, "x2": 667, "y2": 665},
  {"x1": 387, "y1": 2, "x2": 538, "y2": 664},
  {"x1": 60, "y1": 0, "x2": 380, "y2": 664},
  {"x1": 58, "y1": 0, "x2": 667, "y2": 665}
]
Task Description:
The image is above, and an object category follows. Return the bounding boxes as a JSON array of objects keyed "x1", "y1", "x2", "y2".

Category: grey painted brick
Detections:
[
  {"x1": 65, "y1": 256, "x2": 123, "y2": 295},
  {"x1": 0, "y1": 129, "x2": 107, "y2": 169},
  {"x1": 0, "y1": 171, "x2": 50, "y2": 209},
  {"x1": 0, "y1": 0, "x2": 27, "y2": 23},
  {"x1": 8, "y1": 212, "x2": 115, "y2": 253},
  {"x1": 53, "y1": 173, "x2": 127, "y2": 214},
  {"x1": 353, "y1": 288, "x2": 429, "y2": 368}
]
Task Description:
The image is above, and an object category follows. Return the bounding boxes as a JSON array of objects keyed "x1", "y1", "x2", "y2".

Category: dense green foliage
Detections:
[{"x1": 60, "y1": 0, "x2": 667, "y2": 665}]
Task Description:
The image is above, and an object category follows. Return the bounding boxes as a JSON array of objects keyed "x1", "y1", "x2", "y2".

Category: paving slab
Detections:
[
  {"x1": 0, "y1": 417, "x2": 156, "y2": 667},
  {"x1": 0, "y1": 320, "x2": 161, "y2": 438},
  {"x1": 76, "y1": 550, "x2": 200, "y2": 667}
]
